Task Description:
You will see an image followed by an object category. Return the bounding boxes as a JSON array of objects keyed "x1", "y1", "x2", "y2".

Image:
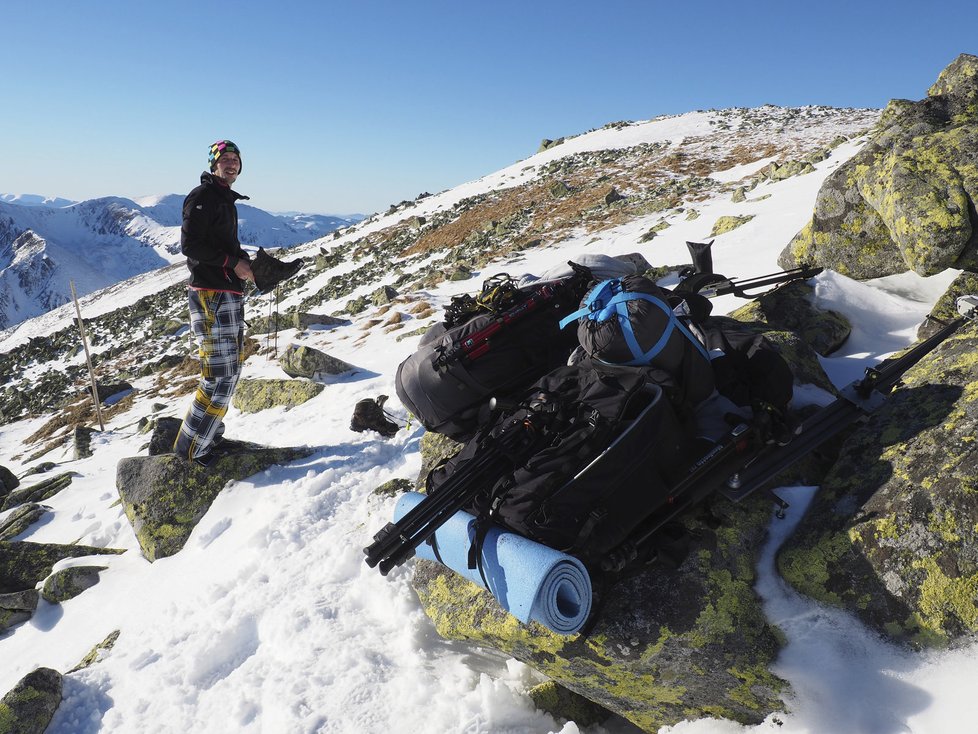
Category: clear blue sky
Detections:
[{"x1": 2, "y1": 0, "x2": 975, "y2": 216}]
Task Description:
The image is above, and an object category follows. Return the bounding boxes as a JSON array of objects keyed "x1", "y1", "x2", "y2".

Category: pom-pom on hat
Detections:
[{"x1": 208, "y1": 140, "x2": 242, "y2": 173}]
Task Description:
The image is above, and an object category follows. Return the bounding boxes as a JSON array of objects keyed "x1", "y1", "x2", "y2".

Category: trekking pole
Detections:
[
  {"x1": 70, "y1": 281, "x2": 104, "y2": 431},
  {"x1": 692, "y1": 265, "x2": 824, "y2": 299},
  {"x1": 365, "y1": 407, "x2": 550, "y2": 574},
  {"x1": 368, "y1": 447, "x2": 509, "y2": 575},
  {"x1": 721, "y1": 307, "x2": 978, "y2": 503}
]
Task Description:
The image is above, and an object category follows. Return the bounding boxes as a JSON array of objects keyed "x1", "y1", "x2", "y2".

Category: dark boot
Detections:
[
  {"x1": 251, "y1": 247, "x2": 304, "y2": 294},
  {"x1": 350, "y1": 396, "x2": 400, "y2": 438}
]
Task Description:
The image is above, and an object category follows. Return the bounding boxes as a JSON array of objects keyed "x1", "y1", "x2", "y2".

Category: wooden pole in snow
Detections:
[{"x1": 70, "y1": 281, "x2": 104, "y2": 431}]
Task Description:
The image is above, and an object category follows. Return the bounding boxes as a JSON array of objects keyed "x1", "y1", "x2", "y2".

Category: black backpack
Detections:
[
  {"x1": 426, "y1": 360, "x2": 694, "y2": 567},
  {"x1": 395, "y1": 266, "x2": 593, "y2": 442},
  {"x1": 560, "y1": 274, "x2": 716, "y2": 407}
]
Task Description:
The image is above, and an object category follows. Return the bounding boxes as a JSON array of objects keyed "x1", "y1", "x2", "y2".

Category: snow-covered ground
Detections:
[{"x1": 1, "y1": 108, "x2": 975, "y2": 733}]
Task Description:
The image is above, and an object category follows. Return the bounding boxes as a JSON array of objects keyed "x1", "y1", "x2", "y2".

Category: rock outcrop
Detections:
[
  {"x1": 231, "y1": 378, "x2": 324, "y2": 412},
  {"x1": 0, "y1": 541, "x2": 123, "y2": 632},
  {"x1": 116, "y1": 445, "x2": 314, "y2": 561},
  {"x1": 781, "y1": 53, "x2": 978, "y2": 278},
  {"x1": 279, "y1": 344, "x2": 355, "y2": 380},
  {"x1": 0, "y1": 667, "x2": 63, "y2": 734},
  {"x1": 779, "y1": 276, "x2": 978, "y2": 647}
]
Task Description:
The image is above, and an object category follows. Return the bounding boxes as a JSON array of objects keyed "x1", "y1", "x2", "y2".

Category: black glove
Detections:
[{"x1": 252, "y1": 247, "x2": 304, "y2": 294}]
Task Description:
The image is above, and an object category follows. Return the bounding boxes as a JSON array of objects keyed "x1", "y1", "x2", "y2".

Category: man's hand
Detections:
[{"x1": 234, "y1": 259, "x2": 255, "y2": 283}]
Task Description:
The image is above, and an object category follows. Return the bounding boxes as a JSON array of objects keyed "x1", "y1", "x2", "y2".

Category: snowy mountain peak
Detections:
[{"x1": 0, "y1": 194, "x2": 362, "y2": 330}]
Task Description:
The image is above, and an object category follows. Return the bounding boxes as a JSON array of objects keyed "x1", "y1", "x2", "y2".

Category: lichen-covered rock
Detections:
[
  {"x1": 0, "y1": 541, "x2": 122, "y2": 594},
  {"x1": 73, "y1": 425, "x2": 95, "y2": 460},
  {"x1": 0, "y1": 466, "x2": 18, "y2": 497},
  {"x1": 411, "y1": 491, "x2": 788, "y2": 732},
  {"x1": 0, "y1": 666, "x2": 63, "y2": 734},
  {"x1": 726, "y1": 281, "x2": 852, "y2": 356},
  {"x1": 1, "y1": 473, "x2": 75, "y2": 512},
  {"x1": 116, "y1": 446, "x2": 314, "y2": 561},
  {"x1": 780, "y1": 53, "x2": 978, "y2": 278},
  {"x1": 710, "y1": 215, "x2": 754, "y2": 237},
  {"x1": 416, "y1": 431, "x2": 463, "y2": 488},
  {"x1": 528, "y1": 680, "x2": 610, "y2": 727},
  {"x1": 370, "y1": 285, "x2": 399, "y2": 306},
  {"x1": 778, "y1": 323, "x2": 978, "y2": 647},
  {"x1": 0, "y1": 504, "x2": 47, "y2": 541},
  {"x1": 231, "y1": 377, "x2": 324, "y2": 413},
  {"x1": 248, "y1": 311, "x2": 348, "y2": 336},
  {"x1": 279, "y1": 345, "x2": 354, "y2": 380},
  {"x1": 916, "y1": 270, "x2": 978, "y2": 340},
  {"x1": 760, "y1": 159, "x2": 816, "y2": 181},
  {"x1": 0, "y1": 589, "x2": 39, "y2": 633},
  {"x1": 145, "y1": 416, "x2": 182, "y2": 456},
  {"x1": 68, "y1": 630, "x2": 121, "y2": 673},
  {"x1": 293, "y1": 312, "x2": 347, "y2": 330},
  {"x1": 40, "y1": 565, "x2": 106, "y2": 604}
]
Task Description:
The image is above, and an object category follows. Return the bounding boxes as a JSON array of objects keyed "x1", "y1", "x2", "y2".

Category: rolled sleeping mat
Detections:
[{"x1": 394, "y1": 492, "x2": 593, "y2": 635}]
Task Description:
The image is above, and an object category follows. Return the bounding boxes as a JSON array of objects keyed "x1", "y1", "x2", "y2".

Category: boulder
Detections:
[
  {"x1": 0, "y1": 541, "x2": 123, "y2": 594},
  {"x1": 0, "y1": 465, "x2": 18, "y2": 495},
  {"x1": 73, "y1": 425, "x2": 95, "y2": 459},
  {"x1": 778, "y1": 300, "x2": 978, "y2": 647},
  {"x1": 279, "y1": 345, "x2": 355, "y2": 380},
  {"x1": 370, "y1": 285, "x2": 399, "y2": 306},
  {"x1": 781, "y1": 53, "x2": 978, "y2": 278},
  {"x1": 915, "y1": 271, "x2": 978, "y2": 341},
  {"x1": 294, "y1": 312, "x2": 347, "y2": 330},
  {"x1": 116, "y1": 445, "x2": 314, "y2": 561},
  {"x1": 0, "y1": 589, "x2": 39, "y2": 633},
  {"x1": 95, "y1": 380, "x2": 133, "y2": 403},
  {"x1": 0, "y1": 667, "x2": 63, "y2": 734},
  {"x1": 0, "y1": 504, "x2": 47, "y2": 541},
  {"x1": 411, "y1": 490, "x2": 787, "y2": 731},
  {"x1": 248, "y1": 311, "x2": 348, "y2": 335},
  {"x1": 1, "y1": 473, "x2": 75, "y2": 512},
  {"x1": 145, "y1": 416, "x2": 182, "y2": 456},
  {"x1": 710, "y1": 215, "x2": 754, "y2": 237},
  {"x1": 68, "y1": 630, "x2": 121, "y2": 674},
  {"x1": 232, "y1": 378, "x2": 324, "y2": 413},
  {"x1": 40, "y1": 565, "x2": 106, "y2": 604},
  {"x1": 725, "y1": 281, "x2": 852, "y2": 356}
]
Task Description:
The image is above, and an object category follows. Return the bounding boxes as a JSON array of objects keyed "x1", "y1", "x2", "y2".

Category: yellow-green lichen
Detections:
[
  {"x1": 927, "y1": 511, "x2": 961, "y2": 544},
  {"x1": 911, "y1": 556, "x2": 978, "y2": 641},
  {"x1": 710, "y1": 215, "x2": 754, "y2": 237},
  {"x1": 778, "y1": 531, "x2": 852, "y2": 606}
]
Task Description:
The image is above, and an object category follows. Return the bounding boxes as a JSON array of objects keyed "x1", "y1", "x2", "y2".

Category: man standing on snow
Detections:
[{"x1": 173, "y1": 139, "x2": 254, "y2": 468}]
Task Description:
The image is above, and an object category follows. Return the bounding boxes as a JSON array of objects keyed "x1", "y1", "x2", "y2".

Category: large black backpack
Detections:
[
  {"x1": 426, "y1": 360, "x2": 694, "y2": 567},
  {"x1": 395, "y1": 267, "x2": 593, "y2": 442},
  {"x1": 560, "y1": 274, "x2": 716, "y2": 407}
]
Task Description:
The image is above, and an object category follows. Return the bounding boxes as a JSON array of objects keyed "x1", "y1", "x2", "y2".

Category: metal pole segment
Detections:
[{"x1": 70, "y1": 281, "x2": 104, "y2": 431}]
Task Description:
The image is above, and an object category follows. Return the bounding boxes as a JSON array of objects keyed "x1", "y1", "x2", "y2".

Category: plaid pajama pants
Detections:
[{"x1": 173, "y1": 289, "x2": 246, "y2": 461}]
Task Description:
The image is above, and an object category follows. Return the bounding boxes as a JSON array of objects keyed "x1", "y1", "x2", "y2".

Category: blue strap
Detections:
[{"x1": 558, "y1": 278, "x2": 622, "y2": 329}]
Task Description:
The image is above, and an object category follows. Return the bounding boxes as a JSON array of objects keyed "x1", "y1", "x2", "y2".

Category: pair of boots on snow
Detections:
[{"x1": 251, "y1": 248, "x2": 303, "y2": 294}]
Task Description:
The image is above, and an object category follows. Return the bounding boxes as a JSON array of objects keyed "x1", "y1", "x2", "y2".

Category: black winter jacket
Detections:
[{"x1": 181, "y1": 172, "x2": 251, "y2": 292}]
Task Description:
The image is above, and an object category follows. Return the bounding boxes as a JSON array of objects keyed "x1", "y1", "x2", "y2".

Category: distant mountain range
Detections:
[{"x1": 0, "y1": 193, "x2": 363, "y2": 329}]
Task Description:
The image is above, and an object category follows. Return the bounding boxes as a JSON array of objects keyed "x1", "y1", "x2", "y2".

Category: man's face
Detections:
[{"x1": 213, "y1": 151, "x2": 241, "y2": 185}]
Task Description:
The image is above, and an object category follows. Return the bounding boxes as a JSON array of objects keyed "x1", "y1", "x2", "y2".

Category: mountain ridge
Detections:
[{"x1": 0, "y1": 194, "x2": 362, "y2": 330}]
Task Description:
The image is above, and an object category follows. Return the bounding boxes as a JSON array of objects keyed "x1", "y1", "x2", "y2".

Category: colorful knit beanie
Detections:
[{"x1": 208, "y1": 140, "x2": 242, "y2": 173}]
